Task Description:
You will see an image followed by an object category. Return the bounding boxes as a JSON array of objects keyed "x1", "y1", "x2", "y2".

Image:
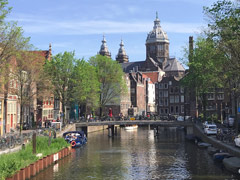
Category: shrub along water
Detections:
[{"x1": 0, "y1": 136, "x2": 69, "y2": 180}]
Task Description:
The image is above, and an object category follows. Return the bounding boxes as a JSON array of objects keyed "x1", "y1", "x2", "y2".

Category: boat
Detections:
[
  {"x1": 213, "y1": 152, "x2": 232, "y2": 162},
  {"x1": 207, "y1": 146, "x2": 219, "y2": 155},
  {"x1": 125, "y1": 125, "x2": 138, "y2": 130},
  {"x1": 197, "y1": 142, "x2": 211, "y2": 148},
  {"x1": 63, "y1": 131, "x2": 87, "y2": 148},
  {"x1": 223, "y1": 157, "x2": 240, "y2": 174}
]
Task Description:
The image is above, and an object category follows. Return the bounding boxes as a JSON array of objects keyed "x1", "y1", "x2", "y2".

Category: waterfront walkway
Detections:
[{"x1": 194, "y1": 122, "x2": 240, "y2": 157}]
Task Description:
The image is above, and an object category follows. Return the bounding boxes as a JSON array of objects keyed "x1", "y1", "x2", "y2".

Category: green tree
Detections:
[
  {"x1": 44, "y1": 51, "x2": 75, "y2": 125},
  {"x1": 182, "y1": 37, "x2": 225, "y2": 121},
  {"x1": 71, "y1": 59, "x2": 100, "y2": 116},
  {"x1": 10, "y1": 52, "x2": 45, "y2": 133},
  {"x1": 89, "y1": 55, "x2": 127, "y2": 117},
  {"x1": 204, "y1": 0, "x2": 240, "y2": 130},
  {"x1": 0, "y1": 0, "x2": 32, "y2": 134}
]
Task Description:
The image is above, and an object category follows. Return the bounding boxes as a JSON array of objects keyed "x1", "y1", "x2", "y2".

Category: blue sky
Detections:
[{"x1": 7, "y1": 0, "x2": 217, "y2": 63}]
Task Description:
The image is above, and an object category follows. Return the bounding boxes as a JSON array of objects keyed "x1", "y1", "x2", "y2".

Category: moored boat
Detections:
[
  {"x1": 223, "y1": 157, "x2": 240, "y2": 174},
  {"x1": 207, "y1": 146, "x2": 219, "y2": 155},
  {"x1": 63, "y1": 131, "x2": 87, "y2": 148},
  {"x1": 197, "y1": 142, "x2": 211, "y2": 148},
  {"x1": 213, "y1": 152, "x2": 232, "y2": 162},
  {"x1": 125, "y1": 125, "x2": 138, "y2": 130}
]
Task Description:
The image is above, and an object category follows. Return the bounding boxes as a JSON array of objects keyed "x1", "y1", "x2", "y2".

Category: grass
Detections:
[{"x1": 0, "y1": 136, "x2": 69, "y2": 180}]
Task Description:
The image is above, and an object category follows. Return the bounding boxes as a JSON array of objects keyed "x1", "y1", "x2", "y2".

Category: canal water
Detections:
[{"x1": 32, "y1": 127, "x2": 240, "y2": 180}]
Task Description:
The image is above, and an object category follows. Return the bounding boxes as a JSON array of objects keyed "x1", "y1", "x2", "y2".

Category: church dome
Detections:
[
  {"x1": 99, "y1": 35, "x2": 111, "y2": 57},
  {"x1": 117, "y1": 39, "x2": 127, "y2": 56},
  {"x1": 146, "y1": 12, "x2": 169, "y2": 44}
]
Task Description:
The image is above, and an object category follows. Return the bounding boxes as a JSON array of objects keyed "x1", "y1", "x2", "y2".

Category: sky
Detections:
[{"x1": 7, "y1": 0, "x2": 217, "y2": 63}]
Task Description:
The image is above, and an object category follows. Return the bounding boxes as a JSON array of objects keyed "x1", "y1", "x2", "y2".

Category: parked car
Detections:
[
  {"x1": 204, "y1": 124, "x2": 217, "y2": 135},
  {"x1": 177, "y1": 116, "x2": 184, "y2": 121},
  {"x1": 234, "y1": 135, "x2": 240, "y2": 147}
]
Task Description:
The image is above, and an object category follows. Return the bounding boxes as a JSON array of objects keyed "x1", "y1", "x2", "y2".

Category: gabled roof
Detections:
[
  {"x1": 142, "y1": 71, "x2": 160, "y2": 83},
  {"x1": 164, "y1": 58, "x2": 185, "y2": 72}
]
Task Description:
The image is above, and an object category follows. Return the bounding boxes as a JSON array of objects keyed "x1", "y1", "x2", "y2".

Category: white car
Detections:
[
  {"x1": 204, "y1": 124, "x2": 217, "y2": 135},
  {"x1": 177, "y1": 116, "x2": 184, "y2": 121},
  {"x1": 234, "y1": 135, "x2": 240, "y2": 147}
]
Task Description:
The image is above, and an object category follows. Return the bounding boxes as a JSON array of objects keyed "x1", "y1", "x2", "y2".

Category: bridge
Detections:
[
  {"x1": 76, "y1": 120, "x2": 193, "y2": 127},
  {"x1": 75, "y1": 120, "x2": 194, "y2": 136}
]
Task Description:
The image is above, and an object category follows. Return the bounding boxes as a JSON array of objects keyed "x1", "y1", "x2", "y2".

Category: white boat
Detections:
[{"x1": 125, "y1": 125, "x2": 138, "y2": 130}]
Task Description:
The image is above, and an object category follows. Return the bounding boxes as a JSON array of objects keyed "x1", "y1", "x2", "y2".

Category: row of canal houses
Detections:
[{"x1": 0, "y1": 45, "x2": 69, "y2": 136}]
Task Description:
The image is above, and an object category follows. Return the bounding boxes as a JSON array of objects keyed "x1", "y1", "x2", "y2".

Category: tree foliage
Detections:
[
  {"x1": 204, "y1": 0, "x2": 240, "y2": 130},
  {"x1": 44, "y1": 51, "x2": 76, "y2": 124},
  {"x1": 89, "y1": 55, "x2": 127, "y2": 116}
]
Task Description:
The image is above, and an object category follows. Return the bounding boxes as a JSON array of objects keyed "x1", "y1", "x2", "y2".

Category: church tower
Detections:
[
  {"x1": 146, "y1": 12, "x2": 169, "y2": 69},
  {"x1": 99, "y1": 35, "x2": 111, "y2": 58},
  {"x1": 116, "y1": 39, "x2": 129, "y2": 63}
]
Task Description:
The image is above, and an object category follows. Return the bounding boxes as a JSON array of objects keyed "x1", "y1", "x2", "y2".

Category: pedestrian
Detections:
[
  {"x1": 109, "y1": 108, "x2": 112, "y2": 121},
  {"x1": 44, "y1": 121, "x2": 47, "y2": 128}
]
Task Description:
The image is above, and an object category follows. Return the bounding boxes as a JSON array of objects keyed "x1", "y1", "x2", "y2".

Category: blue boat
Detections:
[
  {"x1": 213, "y1": 152, "x2": 232, "y2": 162},
  {"x1": 63, "y1": 131, "x2": 87, "y2": 147}
]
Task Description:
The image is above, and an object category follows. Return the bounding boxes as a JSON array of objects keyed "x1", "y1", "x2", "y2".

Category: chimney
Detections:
[{"x1": 189, "y1": 36, "x2": 193, "y2": 62}]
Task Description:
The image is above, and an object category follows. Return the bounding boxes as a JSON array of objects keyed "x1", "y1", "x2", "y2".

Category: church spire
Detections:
[
  {"x1": 154, "y1": 11, "x2": 160, "y2": 28},
  {"x1": 116, "y1": 39, "x2": 129, "y2": 63},
  {"x1": 99, "y1": 34, "x2": 111, "y2": 58}
]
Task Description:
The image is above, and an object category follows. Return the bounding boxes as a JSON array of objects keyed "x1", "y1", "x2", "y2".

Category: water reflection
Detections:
[{"x1": 32, "y1": 127, "x2": 240, "y2": 180}]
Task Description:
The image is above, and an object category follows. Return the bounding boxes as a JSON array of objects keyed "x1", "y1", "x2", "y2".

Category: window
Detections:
[
  {"x1": 160, "y1": 109, "x2": 164, "y2": 114},
  {"x1": 165, "y1": 108, "x2": 168, "y2": 114},
  {"x1": 169, "y1": 81, "x2": 172, "y2": 85},
  {"x1": 175, "y1": 86, "x2": 179, "y2": 93},
  {"x1": 158, "y1": 44, "x2": 164, "y2": 51},
  {"x1": 175, "y1": 95, "x2": 179, "y2": 103},
  {"x1": 159, "y1": 99, "x2": 163, "y2": 106},
  {"x1": 163, "y1": 91, "x2": 168, "y2": 97},
  {"x1": 181, "y1": 105, "x2": 184, "y2": 113},
  {"x1": 164, "y1": 83, "x2": 168, "y2": 89},
  {"x1": 159, "y1": 83, "x2": 163, "y2": 89},
  {"x1": 217, "y1": 94, "x2": 224, "y2": 100},
  {"x1": 170, "y1": 96, "x2": 174, "y2": 103},
  {"x1": 176, "y1": 106, "x2": 179, "y2": 114},
  {"x1": 170, "y1": 87, "x2": 174, "y2": 93},
  {"x1": 181, "y1": 95, "x2": 184, "y2": 103},
  {"x1": 164, "y1": 99, "x2": 168, "y2": 106},
  {"x1": 207, "y1": 93, "x2": 214, "y2": 100},
  {"x1": 159, "y1": 91, "x2": 163, "y2": 97},
  {"x1": 180, "y1": 87, "x2": 184, "y2": 93},
  {"x1": 170, "y1": 106, "x2": 174, "y2": 113}
]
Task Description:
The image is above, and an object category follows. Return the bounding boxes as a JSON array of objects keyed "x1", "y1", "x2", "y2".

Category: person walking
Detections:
[{"x1": 109, "y1": 108, "x2": 113, "y2": 121}]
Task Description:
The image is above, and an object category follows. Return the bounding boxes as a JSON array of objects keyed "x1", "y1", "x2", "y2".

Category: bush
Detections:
[{"x1": 0, "y1": 136, "x2": 69, "y2": 180}]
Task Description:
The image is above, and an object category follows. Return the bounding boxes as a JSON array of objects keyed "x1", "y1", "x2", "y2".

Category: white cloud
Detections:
[{"x1": 11, "y1": 14, "x2": 204, "y2": 35}]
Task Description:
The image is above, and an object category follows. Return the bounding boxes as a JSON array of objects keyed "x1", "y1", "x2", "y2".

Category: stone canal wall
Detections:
[
  {"x1": 88, "y1": 126, "x2": 106, "y2": 133},
  {"x1": 193, "y1": 123, "x2": 240, "y2": 158}
]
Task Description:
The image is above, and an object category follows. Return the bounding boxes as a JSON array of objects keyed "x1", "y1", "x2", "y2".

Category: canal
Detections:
[{"x1": 32, "y1": 126, "x2": 240, "y2": 180}]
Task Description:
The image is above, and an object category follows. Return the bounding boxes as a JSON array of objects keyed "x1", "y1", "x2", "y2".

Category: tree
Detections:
[
  {"x1": 0, "y1": 0, "x2": 32, "y2": 134},
  {"x1": 204, "y1": 0, "x2": 240, "y2": 131},
  {"x1": 71, "y1": 59, "x2": 100, "y2": 116},
  {"x1": 44, "y1": 51, "x2": 75, "y2": 125},
  {"x1": 182, "y1": 37, "x2": 225, "y2": 121},
  {"x1": 89, "y1": 55, "x2": 127, "y2": 117},
  {"x1": 9, "y1": 51, "x2": 45, "y2": 133}
]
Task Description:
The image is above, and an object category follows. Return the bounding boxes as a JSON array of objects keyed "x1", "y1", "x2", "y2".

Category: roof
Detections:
[
  {"x1": 142, "y1": 74, "x2": 153, "y2": 84},
  {"x1": 121, "y1": 61, "x2": 145, "y2": 73},
  {"x1": 164, "y1": 58, "x2": 185, "y2": 72},
  {"x1": 142, "y1": 71, "x2": 160, "y2": 83}
]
